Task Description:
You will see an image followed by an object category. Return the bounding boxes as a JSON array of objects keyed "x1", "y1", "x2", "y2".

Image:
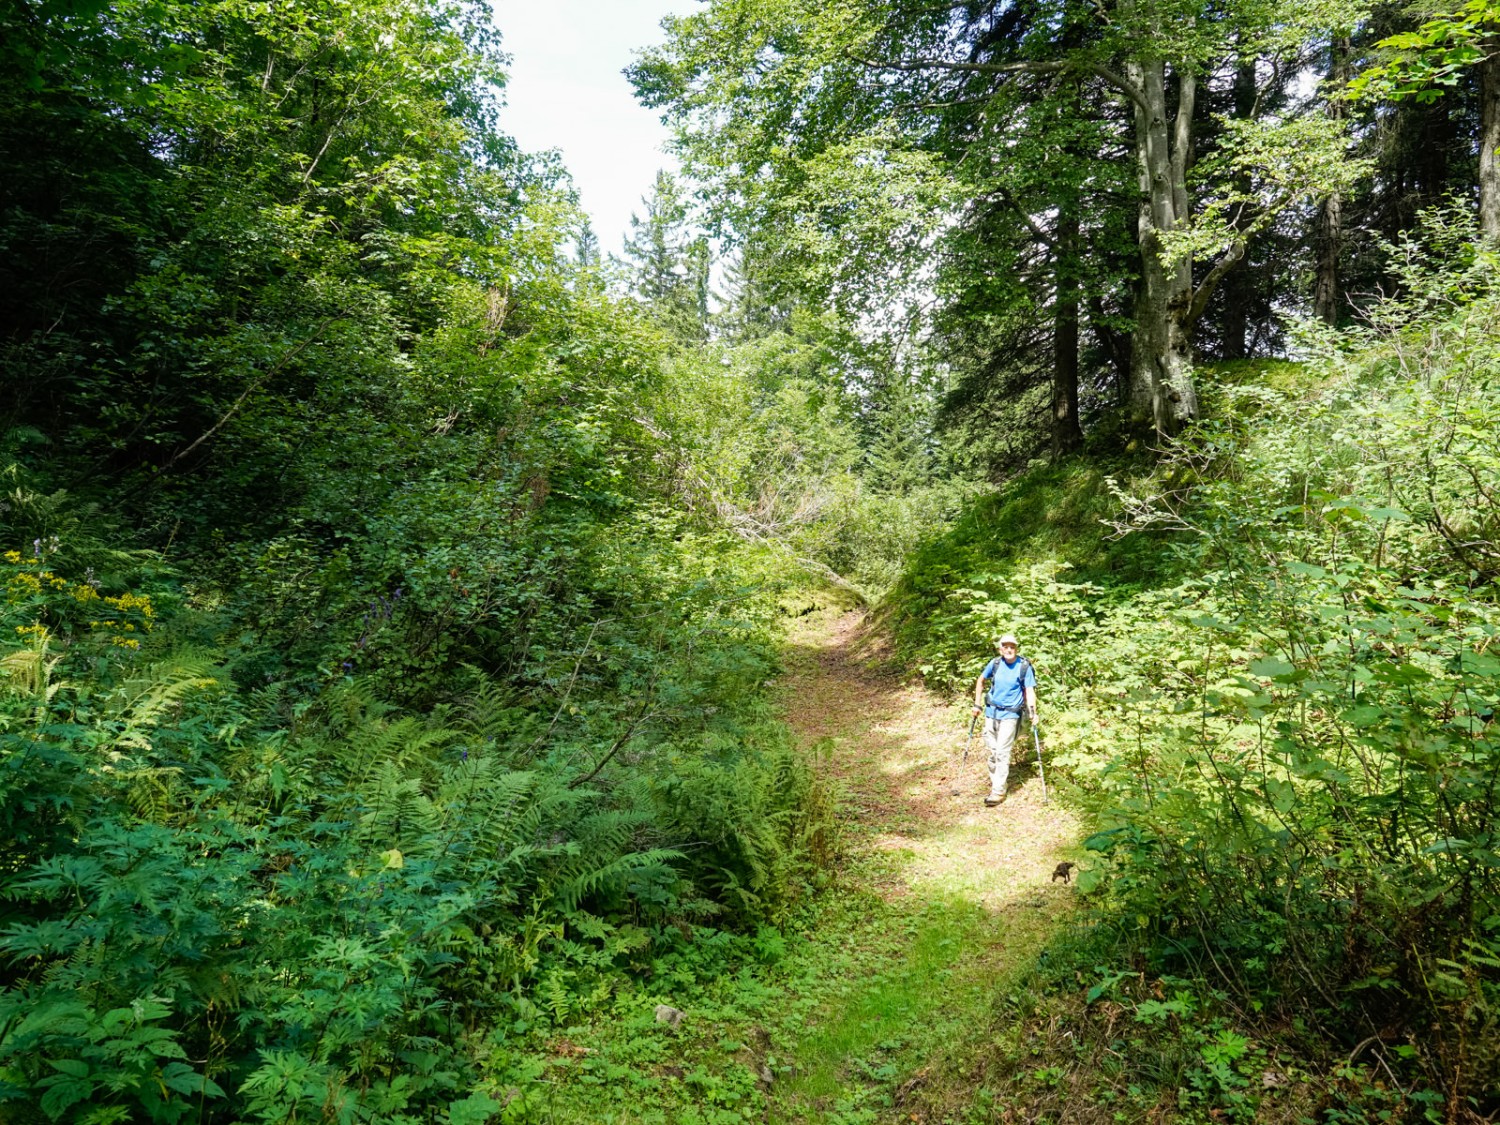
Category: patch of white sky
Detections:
[{"x1": 490, "y1": 0, "x2": 686, "y2": 260}]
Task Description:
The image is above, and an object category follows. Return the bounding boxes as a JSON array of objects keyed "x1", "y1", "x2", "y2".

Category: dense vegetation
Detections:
[
  {"x1": 887, "y1": 245, "x2": 1500, "y2": 1121},
  {"x1": 0, "y1": 2, "x2": 860, "y2": 1119},
  {"x1": 2, "y1": 0, "x2": 1498, "y2": 1121}
]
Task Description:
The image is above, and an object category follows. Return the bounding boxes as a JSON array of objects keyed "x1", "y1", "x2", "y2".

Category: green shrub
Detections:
[
  {"x1": 0, "y1": 507, "x2": 831, "y2": 1120},
  {"x1": 884, "y1": 237, "x2": 1500, "y2": 1116}
]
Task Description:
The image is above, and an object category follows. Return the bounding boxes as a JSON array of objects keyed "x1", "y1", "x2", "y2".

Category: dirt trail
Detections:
[{"x1": 781, "y1": 602, "x2": 1080, "y2": 909}]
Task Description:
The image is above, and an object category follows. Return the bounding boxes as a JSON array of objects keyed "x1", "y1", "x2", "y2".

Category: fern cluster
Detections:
[{"x1": 0, "y1": 524, "x2": 829, "y2": 1122}]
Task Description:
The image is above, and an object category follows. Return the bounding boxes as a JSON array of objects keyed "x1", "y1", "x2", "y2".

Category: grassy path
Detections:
[
  {"x1": 781, "y1": 601, "x2": 1078, "y2": 907},
  {"x1": 518, "y1": 598, "x2": 1082, "y2": 1124},
  {"x1": 766, "y1": 601, "x2": 1081, "y2": 1121}
]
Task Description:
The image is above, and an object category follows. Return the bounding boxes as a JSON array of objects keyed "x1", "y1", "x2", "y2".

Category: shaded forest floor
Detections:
[{"x1": 517, "y1": 596, "x2": 1084, "y2": 1123}]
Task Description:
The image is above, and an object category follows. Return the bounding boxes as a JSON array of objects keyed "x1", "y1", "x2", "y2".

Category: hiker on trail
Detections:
[{"x1": 972, "y1": 634, "x2": 1037, "y2": 807}]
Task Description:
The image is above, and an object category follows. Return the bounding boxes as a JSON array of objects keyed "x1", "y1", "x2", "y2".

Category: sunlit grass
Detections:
[{"x1": 493, "y1": 592, "x2": 1082, "y2": 1124}]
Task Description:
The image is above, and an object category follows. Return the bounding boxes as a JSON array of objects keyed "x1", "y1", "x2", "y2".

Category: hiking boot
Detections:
[{"x1": 984, "y1": 792, "x2": 1006, "y2": 807}]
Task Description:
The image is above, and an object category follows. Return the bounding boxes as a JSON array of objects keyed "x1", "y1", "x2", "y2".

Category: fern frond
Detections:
[
  {"x1": 109, "y1": 653, "x2": 219, "y2": 723},
  {"x1": 1, "y1": 631, "x2": 66, "y2": 700},
  {"x1": 456, "y1": 673, "x2": 520, "y2": 745},
  {"x1": 552, "y1": 848, "x2": 683, "y2": 915}
]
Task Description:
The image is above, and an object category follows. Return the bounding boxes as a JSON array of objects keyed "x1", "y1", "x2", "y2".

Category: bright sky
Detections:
[{"x1": 492, "y1": 0, "x2": 685, "y2": 258}]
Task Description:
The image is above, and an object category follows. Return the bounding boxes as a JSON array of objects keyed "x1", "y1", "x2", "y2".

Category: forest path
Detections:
[
  {"x1": 527, "y1": 599, "x2": 1083, "y2": 1124},
  {"x1": 780, "y1": 601, "x2": 1079, "y2": 908},
  {"x1": 761, "y1": 599, "x2": 1082, "y2": 1121}
]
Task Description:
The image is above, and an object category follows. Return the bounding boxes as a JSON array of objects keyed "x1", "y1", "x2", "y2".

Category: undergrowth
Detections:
[
  {"x1": 0, "y1": 509, "x2": 834, "y2": 1123},
  {"x1": 479, "y1": 884, "x2": 1062, "y2": 1125},
  {"x1": 885, "y1": 237, "x2": 1500, "y2": 1122}
]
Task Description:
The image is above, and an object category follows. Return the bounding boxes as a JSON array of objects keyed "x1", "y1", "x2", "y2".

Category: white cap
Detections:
[{"x1": 996, "y1": 634, "x2": 1019, "y2": 648}]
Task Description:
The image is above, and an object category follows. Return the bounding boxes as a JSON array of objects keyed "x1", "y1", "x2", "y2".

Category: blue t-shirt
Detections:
[{"x1": 981, "y1": 656, "x2": 1035, "y2": 717}]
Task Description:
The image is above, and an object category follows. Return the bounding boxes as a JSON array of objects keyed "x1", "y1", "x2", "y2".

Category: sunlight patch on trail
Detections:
[{"x1": 779, "y1": 601, "x2": 1080, "y2": 913}]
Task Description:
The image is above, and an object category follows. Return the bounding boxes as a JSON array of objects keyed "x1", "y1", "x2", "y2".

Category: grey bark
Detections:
[
  {"x1": 1126, "y1": 51, "x2": 1200, "y2": 438},
  {"x1": 1481, "y1": 44, "x2": 1500, "y2": 242},
  {"x1": 1313, "y1": 192, "x2": 1343, "y2": 325},
  {"x1": 867, "y1": 4, "x2": 1257, "y2": 440}
]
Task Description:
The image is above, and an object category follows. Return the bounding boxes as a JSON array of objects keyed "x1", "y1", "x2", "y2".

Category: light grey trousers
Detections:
[{"x1": 984, "y1": 714, "x2": 1019, "y2": 797}]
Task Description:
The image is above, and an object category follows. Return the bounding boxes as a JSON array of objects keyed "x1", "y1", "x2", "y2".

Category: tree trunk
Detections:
[
  {"x1": 1219, "y1": 279, "x2": 1248, "y2": 360},
  {"x1": 1481, "y1": 43, "x2": 1500, "y2": 242},
  {"x1": 1052, "y1": 200, "x2": 1084, "y2": 458},
  {"x1": 1314, "y1": 37, "x2": 1350, "y2": 324},
  {"x1": 1313, "y1": 190, "x2": 1343, "y2": 324},
  {"x1": 1089, "y1": 294, "x2": 1132, "y2": 402},
  {"x1": 1220, "y1": 56, "x2": 1258, "y2": 356},
  {"x1": 1126, "y1": 54, "x2": 1199, "y2": 438}
]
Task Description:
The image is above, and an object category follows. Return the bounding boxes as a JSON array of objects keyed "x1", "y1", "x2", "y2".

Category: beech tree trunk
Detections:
[
  {"x1": 1126, "y1": 53, "x2": 1199, "y2": 438},
  {"x1": 1481, "y1": 44, "x2": 1500, "y2": 242}
]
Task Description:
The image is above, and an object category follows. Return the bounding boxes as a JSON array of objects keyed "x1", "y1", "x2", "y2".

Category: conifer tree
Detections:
[
  {"x1": 576, "y1": 217, "x2": 602, "y2": 268},
  {"x1": 619, "y1": 170, "x2": 712, "y2": 342}
]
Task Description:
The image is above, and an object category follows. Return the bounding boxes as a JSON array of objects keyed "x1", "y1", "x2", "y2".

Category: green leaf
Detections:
[
  {"x1": 1264, "y1": 777, "x2": 1296, "y2": 815},
  {"x1": 1343, "y1": 705, "x2": 1386, "y2": 728},
  {"x1": 1248, "y1": 656, "x2": 1294, "y2": 679},
  {"x1": 40, "y1": 1077, "x2": 94, "y2": 1117},
  {"x1": 1422, "y1": 838, "x2": 1469, "y2": 854},
  {"x1": 159, "y1": 1061, "x2": 225, "y2": 1097},
  {"x1": 1083, "y1": 828, "x2": 1127, "y2": 852},
  {"x1": 447, "y1": 1092, "x2": 505, "y2": 1125}
]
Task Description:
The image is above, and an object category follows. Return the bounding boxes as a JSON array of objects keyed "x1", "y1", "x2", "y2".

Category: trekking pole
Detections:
[
  {"x1": 963, "y1": 711, "x2": 980, "y2": 763},
  {"x1": 1031, "y1": 717, "x2": 1049, "y2": 804}
]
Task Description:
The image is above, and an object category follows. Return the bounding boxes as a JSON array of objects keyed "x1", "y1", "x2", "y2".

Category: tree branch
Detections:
[
  {"x1": 989, "y1": 185, "x2": 1058, "y2": 248},
  {"x1": 1187, "y1": 239, "x2": 1246, "y2": 325},
  {"x1": 569, "y1": 682, "x2": 660, "y2": 790},
  {"x1": 849, "y1": 52, "x2": 1150, "y2": 113},
  {"x1": 160, "y1": 315, "x2": 341, "y2": 474},
  {"x1": 1171, "y1": 67, "x2": 1196, "y2": 221}
]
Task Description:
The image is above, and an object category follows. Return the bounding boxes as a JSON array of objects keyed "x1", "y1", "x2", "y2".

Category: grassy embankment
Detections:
[{"x1": 878, "y1": 333, "x2": 1500, "y2": 1123}]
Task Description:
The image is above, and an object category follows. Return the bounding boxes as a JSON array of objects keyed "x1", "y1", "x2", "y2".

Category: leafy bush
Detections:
[{"x1": 0, "y1": 516, "x2": 831, "y2": 1121}]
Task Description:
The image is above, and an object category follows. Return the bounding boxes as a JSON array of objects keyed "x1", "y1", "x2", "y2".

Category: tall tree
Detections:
[
  {"x1": 632, "y1": 0, "x2": 1365, "y2": 442},
  {"x1": 619, "y1": 169, "x2": 712, "y2": 341},
  {"x1": 1352, "y1": 0, "x2": 1500, "y2": 241},
  {"x1": 0, "y1": 0, "x2": 518, "y2": 538},
  {"x1": 1316, "y1": 36, "x2": 1354, "y2": 325},
  {"x1": 576, "y1": 217, "x2": 602, "y2": 267}
]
